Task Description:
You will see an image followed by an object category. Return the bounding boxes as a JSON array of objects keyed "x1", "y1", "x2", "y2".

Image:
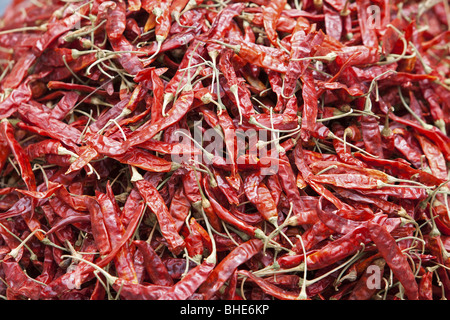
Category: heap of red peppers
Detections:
[{"x1": 0, "y1": 0, "x2": 448, "y2": 301}]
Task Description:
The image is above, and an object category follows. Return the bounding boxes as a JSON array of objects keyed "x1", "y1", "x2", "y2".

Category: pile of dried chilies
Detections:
[{"x1": 0, "y1": 0, "x2": 448, "y2": 301}]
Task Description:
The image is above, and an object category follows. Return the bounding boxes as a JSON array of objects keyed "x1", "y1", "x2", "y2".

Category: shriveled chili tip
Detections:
[{"x1": 0, "y1": 0, "x2": 448, "y2": 302}]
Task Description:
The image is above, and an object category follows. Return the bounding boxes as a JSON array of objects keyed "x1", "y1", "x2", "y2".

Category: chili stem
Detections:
[
  {"x1": 8, "y1": 228, "x2": 46, "y2": 259},
  {"x1": 0, "y1": 24, "x2": 47, "y2": 35},
  {"x1": 398, "y1": 86, "x2": 433, "y2": 130}
]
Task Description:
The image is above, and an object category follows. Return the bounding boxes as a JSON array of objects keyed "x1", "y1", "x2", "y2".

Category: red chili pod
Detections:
[
  {"x1": 135, "y1": 178, "x2": 186, "y2": 255},
  {"x1": 133, "y1": 240, "x2": 174, "y2": 286},
  {"x1": 367, "y1": 221, "x2": 419, "y2": 300}
]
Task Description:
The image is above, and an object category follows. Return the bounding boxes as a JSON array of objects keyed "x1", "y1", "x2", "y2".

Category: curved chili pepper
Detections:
[
  {"x1": 360, "y1": 115, "x2": 384, "y2": 159},
  {"x1": 359, "y1": 185, "x2": 428, "y2": 200},
  {"x1": 415, "y1": 133, "x2": 448, "y2": 180},
  {"x1": 189, "y1": 216, "x2": 213, "y2": 253},
  {"x1": 323, "y1": 3, "x2": 342, "y2": 41},
  {"x1": 183, "y1": 223, "x2": 204, "y2": 259},
  {"x1": 135, "y1": 178, "x2": 185, "y2": 255},
  {"x1": 316, "y1": 197, "x2": 367, "y2": 235},
  {"x1": 262, "y1": 0, "x2": 287, "y2": 47},
  {"x1": 305, "y1": 225, "x2": 370, "y2": 270},
  {"x1": 244, "y1": 172, "x2": 278, "y2": 226},
  {"x1": 45, "y1": 215, "x2": 90, "y2": 236},
  {"x1": 105, "y1": 0, "x2": 126, "y2": 40},
  {"x1": 205, "y1": 3, "x2": 245, "y2": 41},
  {"x1": 310, "y1": 173, "x2": 382, "y2": 190},
  {"x1": 355, "y1": 0, "x2": 379, "y2": 48},
  {"x1": 2, "y1": 256, "x2": 45, "y2": 300},
  {"x1": 367, "y1": 221, "x2": 419, "y2": 300},
  {"x1": 277, "y1": 153, "x2": 305, "y2": 210},
  {"x1": 418, "y1": 271, "x2": 434, "y2": 300},
  {"x1": 168, "y1": 187, "x2": 192, "y2": 232},
  {"x1": 299, "y1": 69, "x2": 321, "y2": 141},
  {"x1": 159, "y1": 256, "x2": 215, "y2": 300},
  {"x1": 239, "y1": 269, "x2": 300, "y2": 300},
  {"x1": 283, "y1": 26, "x2": 322, "y2": 99},
  {"x1": 96, "y1": 183, "x2": 139, "y2": 283},
  {"x1": 0, "y1": 119, "x2": 36, "y2": 191},
  {"x1": 333, "y1": 187, "x2": 403, "y2": 215},
  {"x1": 203, "y1": 175, "x2": 264, "y2": 238},
  {"x1": 84, "y1": 196, "x2": 112, "y2": 255},
  {"x1": 391, "y1": 129, "x2": 424, "y2": 169},
  {"x1": 112, "y1": 147, "x2": 179, "y2": 173},
  {"x1": 24, "y1": 139, "x2": 61, "y2": 161},
  {"x1": 387, "y1": 107, "x2": 450, "y2": 162},
  {"x1": 125, "y1": 89, "x2": 194, "y2": 151},
  {"x1": 214, "y1": 39, "x2": 289, "y2": 74},
  {"x1": 216, "y1": 108, "x2": 240, "y2": 189},
  {"x1": 354, "y1": 152, "x2": 444, "y2": 186},
  {"x1": 198, "y1": 238, "x2": 263, "y2": 299},
  {"x1": 133, "y1": 240, "x2": 174, "y2": 286},
  {"x1": 218, "y1": 50, "x2": 255, "y2": 121},
  {"x1": 18, "y1": 103, "x2": 81, "y2": 150}
]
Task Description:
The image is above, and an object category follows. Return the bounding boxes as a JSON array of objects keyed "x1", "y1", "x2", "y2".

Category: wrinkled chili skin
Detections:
[
  {"x1": 136, "y1": 179, "x2": 186, "y2": 255},
  {"x1": 198, "y1": 239, "x2": 264, "y2": 299},
  {"x1": 0, "y1": 0, "x2": 448, "y2": 302},
  {"x1": 367, "y1": 221, "x2": 420, "y2": 300}
]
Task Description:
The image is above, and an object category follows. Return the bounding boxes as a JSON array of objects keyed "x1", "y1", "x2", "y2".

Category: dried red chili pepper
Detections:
[
  {"x1": 2, "y1": 256, "x2": 45, "y2": 300},
  {"x1": 239, "y1": 269, "x2": 300, "y2": 300},
  {"x1": 134, "y1": 174, "x2": 185, "y2": 255},
  {"x1": 159, "y1": 254, "x2": 216, "y2": 300},
  {"x1": 198, "y1": 238, "x2": 264, "y2": 299},
  {"x1": 214, "y1": 39, "x2": 289, "y2": 74},
  {"x1": 203, "y1": 176, "x2": 266, "y2": 240},
  {"x1": 133, "y1": 240, "x2": 174, "y2": 286},
  {"x1": 96, "y1": 183, "x2": 138, "y2": 283},
  {"x1": 367, "y1": 221, "x2": 419, "y2": 300},
  {"x1": 1, "y1": 120, "x2": 36, "y2": 190},
  {"x1": 244, "y1": 172, "x2": 278, "y2": 226},
  {"x1": 218, "y1": 50, "x2": 255, "y2": 123},
  {"x1": 0, "y1": 0, "x2": 448, "y2": 302},
  {"x1": 418, "y1": 271, "x2": 434, "y2": 300},
  {"x1": 125, "y1": 89, "x2": 194, "y2": 151},
  {"x1": 262, "y1": 0, "x2": 287, "y2": 47}
]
